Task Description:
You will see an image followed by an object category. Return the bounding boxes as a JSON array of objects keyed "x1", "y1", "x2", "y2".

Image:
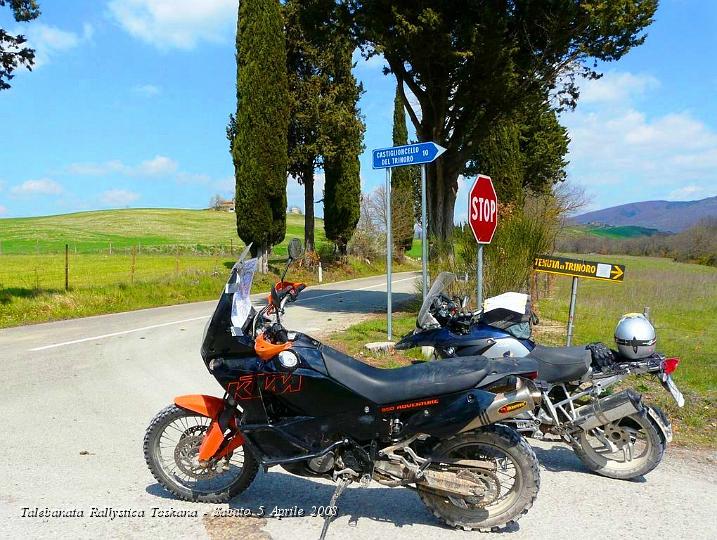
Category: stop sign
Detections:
[{"x1": 468, "y1": 175, "x2": 498, "y2": 244}]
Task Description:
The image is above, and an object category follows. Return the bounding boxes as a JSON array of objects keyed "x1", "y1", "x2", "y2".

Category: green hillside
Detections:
[
  {"x1": 0, "y1": 209, "x2": 325, "y2": 255},
  {"x1": 562, "y1": 224, "x2": 663, "y2": 240}
]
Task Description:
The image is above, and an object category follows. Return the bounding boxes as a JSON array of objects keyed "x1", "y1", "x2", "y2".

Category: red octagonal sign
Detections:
[{"x1": 468, "y1": 174, "x2": 498, "y2": 244}]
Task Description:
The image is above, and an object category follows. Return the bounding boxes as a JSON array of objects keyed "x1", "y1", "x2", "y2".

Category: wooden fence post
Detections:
[
  {"x1": 65, "y1": 244, "x2": 69, "y2": 291},
  {"x1": 130, "y1": 246, "x2": 136, "y2": 285}
]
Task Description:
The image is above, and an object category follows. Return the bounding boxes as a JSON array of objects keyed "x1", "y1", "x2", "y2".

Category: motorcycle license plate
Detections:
[{"x1": 662, "y1": 375, "x2": 685, "y2": 407}]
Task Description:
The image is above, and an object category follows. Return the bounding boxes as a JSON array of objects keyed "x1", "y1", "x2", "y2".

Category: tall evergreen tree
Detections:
[
  {"x1": 466, "y1": 94, "x2": 569, "y2": 204},
  {"x1": 229, "y1": 0, "x2": 289, "y2": 271},
  {"x1": 285, "y1": 0, "x2": 340, "y2": 253},
  {"x1": 323, "y1": 29, "x2": 364, "y2": 255},
  {"x1": 390, "y1": 84, "x2": 415, "y2": 252},
  {"x1": 352, "y1": 0, "x2": 657, "y2": 241}
]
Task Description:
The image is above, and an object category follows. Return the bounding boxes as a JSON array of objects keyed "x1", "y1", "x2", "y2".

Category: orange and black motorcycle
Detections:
[{"x1": 144, "y1": 239, "x2": 544, "y2": 533}]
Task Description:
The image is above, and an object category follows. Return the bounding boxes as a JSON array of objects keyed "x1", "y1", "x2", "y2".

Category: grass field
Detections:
[
  {"x1": 0, "y1": 208, "x2": 325, "y2": 255},
  {"x1": 0, "y1": 208, "x2": 422, "y2": 327},
  {"x1": 328, "y1": 254, "x2": 716, "y2": 448}
]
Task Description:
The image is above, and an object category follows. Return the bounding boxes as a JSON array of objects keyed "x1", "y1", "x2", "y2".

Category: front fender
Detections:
[
  {"x1": 174, "y1": 394, "x2": 244, "y2": 461},
  {"x1": 174, "y1": 394, "x2": 224, "y2": 419}
]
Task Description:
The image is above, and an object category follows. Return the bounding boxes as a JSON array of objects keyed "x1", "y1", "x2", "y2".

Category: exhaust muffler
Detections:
[
  {"x1": 572, "y1": 389, "x2": 644, "y2": 431},
  {"x1": 461, "y1": 378, "x2": 542, "y2": 432}
]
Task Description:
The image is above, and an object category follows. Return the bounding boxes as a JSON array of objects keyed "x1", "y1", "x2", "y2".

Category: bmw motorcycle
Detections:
[
  {"x1": 144, "y1": 241, "x2": 545, "y2": 534},
  {"x1": 396, "y1": 272, "x2": 685, "y2": 480}
]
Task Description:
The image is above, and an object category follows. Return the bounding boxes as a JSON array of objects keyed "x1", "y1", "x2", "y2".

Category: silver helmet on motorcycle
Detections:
[{"x1": 614, "y1": 313, "x2": 656, "y2": 360}]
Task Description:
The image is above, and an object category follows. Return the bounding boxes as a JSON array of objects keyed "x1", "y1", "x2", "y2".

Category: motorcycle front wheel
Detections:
[
  {"x1": 572, "y1": 410, "x2": 665, "y2": 480},
  {"x1": 418, "y1": 425, "x2": 540, "y2": 532},
  {"x1": 143, "y1": 404, "x2": 258, "y2": 502}
]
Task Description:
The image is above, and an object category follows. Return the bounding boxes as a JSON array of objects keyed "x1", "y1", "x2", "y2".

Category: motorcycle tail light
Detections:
[
  {"x1": 525, "y1": 371, "x2": 538, "y2": 380},
  {"x1": 662, "y1": 357, "x2": 680, "y2": 375}
]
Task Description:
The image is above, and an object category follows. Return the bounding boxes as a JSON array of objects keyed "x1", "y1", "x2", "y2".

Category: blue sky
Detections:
[{"x1": 0, "y1": 0, "x2": 715, "y2": 219}]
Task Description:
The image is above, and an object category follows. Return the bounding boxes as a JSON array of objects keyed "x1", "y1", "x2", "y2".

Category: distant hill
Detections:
[
  {"x1": 0, "y1": 208, "x2": 324, "y2": 255},
  {"x1": 562, "y1": 224, "x2": 664, "y2": 239},
  {"x1": 571, "y1": 196, "x2": 717, "y2": 233}
]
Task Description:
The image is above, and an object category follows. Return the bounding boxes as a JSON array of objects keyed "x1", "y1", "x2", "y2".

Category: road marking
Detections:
[
  {"x1": 28, "y1": 316, "x2": 209, "y2": 352},
  {"x1": 297, "y1": 276, "x2": 416, "y2": 303},
  {"x1": 27, "y1": 276, "x2": 418, "y2": 351}
]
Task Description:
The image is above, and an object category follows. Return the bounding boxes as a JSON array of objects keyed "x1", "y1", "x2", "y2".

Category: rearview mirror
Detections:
[{"x1": 288, "y1": 238, "x2": 304, "y2": 260}]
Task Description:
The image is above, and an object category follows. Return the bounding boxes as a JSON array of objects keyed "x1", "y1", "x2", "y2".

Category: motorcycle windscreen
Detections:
[
  {"x1": 416, "y1": 271, "x2": 456, "y2": 329},
  {"x1": 230, "y1": 257, "x2": 258, "y2": 334}
]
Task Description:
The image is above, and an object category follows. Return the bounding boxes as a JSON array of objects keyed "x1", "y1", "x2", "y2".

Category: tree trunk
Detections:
[
  {"x1": 303, "y1": 161, "x2": 315, "y2": 252},
  {"x1": 426, "y1": 159, "x2": 459, "y2": 242},
  {"x1": 254, "y1": 244, "x2": 270, "y2": 273}
]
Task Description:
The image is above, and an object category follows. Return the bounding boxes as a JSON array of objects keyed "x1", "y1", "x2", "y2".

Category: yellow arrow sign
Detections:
[{"x1": 610, "y1": 266, "x2": 624, "y2": 280}]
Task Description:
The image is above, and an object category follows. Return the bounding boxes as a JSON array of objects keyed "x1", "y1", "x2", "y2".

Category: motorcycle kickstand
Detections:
[{"x1": 318, "y1": 477, "x2": 352, "y2": 540}]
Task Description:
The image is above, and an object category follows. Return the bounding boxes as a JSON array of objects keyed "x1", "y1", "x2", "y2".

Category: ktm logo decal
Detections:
[
  {"x1": 381, "y1": 398, "x2": 439, "y2": 414},
  {"x1": 498, "y1": 401, "x2": 527, "y2": 414},
  {"x1": 227, "y1": 373, "x2": 303, "y2": 400}
]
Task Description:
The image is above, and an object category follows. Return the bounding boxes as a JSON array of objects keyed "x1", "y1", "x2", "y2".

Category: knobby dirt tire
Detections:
[
  {"x1": 418, "y1": 424, "x2": 540, "y2": 532},
  {"x1": 572, "y1": 410, "x2": 666, "y2": 480},
  {"x1": 143, "y1": 404, "x2": 258, "y2": 503}
]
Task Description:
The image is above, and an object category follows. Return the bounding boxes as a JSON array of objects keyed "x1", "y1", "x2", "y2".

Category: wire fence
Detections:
[{"x1": 0, "y1": 244, "x2": 239, "y2": 292}]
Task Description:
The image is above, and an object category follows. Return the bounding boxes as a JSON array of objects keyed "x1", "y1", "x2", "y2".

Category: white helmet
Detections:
[{"x1": 614, "y1": 313, "x2": 656, "y2": 360}]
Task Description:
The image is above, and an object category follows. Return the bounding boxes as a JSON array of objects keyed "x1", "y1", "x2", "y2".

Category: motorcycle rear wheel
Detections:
[
  {"x1": 143, "y1": 404, "x2": 258, "y2": 502},
  {"x1": 418, "y1": 425, "x2": 540, "y2": 532},
  {"x1": 572, "y1": 411, "x2": 665, "y2": 480}
]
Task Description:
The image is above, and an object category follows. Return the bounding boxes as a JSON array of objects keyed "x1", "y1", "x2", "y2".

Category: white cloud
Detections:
[
  {"x1": 668, "y1": 185, "x2": 716, "y2": 201},
  {"x1": 578, "y1": 72, "x2": 659, "y2": 104},
  {"x1": 562, "y1": 71, "x2": 717, "y2": 207},
  {"x1": 0, "y1": 205, "x2": 6, "y2": 215},
  {"x1": 100, "y1": 189, "x2": 140, "y2": 206},
  {"x1": 176, "y1": 171, "x2": 210, "y2": 184},
  {"x1": 108, "y1": 0, "x2": 236, "y2": 50},
  {"x1": 137, "y1": 155, "x2": 178, "y2": 175},
  {"x1": 10, "y1": 178, "x2": 63, "y2": 196},
  {"x1": 132, "y1": 84, "x2": 162, "y2": 97},
  {"x1": 25, "y1": 23, "x2": 94, "y2": 66},
  {"x1": 67, "y1": 155, "x2": 178, "y2": 177}
]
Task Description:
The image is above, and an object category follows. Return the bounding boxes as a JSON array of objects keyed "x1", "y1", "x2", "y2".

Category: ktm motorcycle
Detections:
[
  {"x1": 144, "y1": 240, "x2": 544, "y2": 534},
  {"x1": 396, "y1": 272, "x2": 685, "y2": 481}
]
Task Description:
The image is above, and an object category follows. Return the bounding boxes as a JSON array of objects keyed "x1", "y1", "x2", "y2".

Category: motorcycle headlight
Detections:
[{"x1": 278, "y1": 350, "x2": 299, "y2": 369}]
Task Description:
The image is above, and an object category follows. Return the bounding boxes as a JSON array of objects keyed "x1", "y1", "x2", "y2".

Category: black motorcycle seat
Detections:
[
  {"x1": 320, "y1": 345, "x2": 492, "y2": 404},
  {"x1": 526, "y1": 345, "x2": 591, "y2": 383}
]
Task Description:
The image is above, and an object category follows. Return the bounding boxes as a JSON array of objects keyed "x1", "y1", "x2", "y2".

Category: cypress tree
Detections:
[
  {"x1": 323, "y1": 32, "x2": 364, "y2": 256},
  {"x1": 391, "y1": 83, "x2": 415, "y2": 253},
  {"x1": 324, "y1": 154, "x2": 361, "y2": 255},
  {"x1": 230, "y1": 0, "x2": 289, "y2": 271}
]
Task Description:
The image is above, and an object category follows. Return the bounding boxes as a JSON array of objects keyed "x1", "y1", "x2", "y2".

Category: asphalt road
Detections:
[{"x1": 1, "y1": 270, "x2": 715, "y2": 540}]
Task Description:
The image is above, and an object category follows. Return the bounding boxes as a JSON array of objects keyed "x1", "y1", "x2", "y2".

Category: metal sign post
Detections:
[
  {"x1": 372, "y1": 141, "x2": 446, "y2": 340},
  {"x1": 468, "y1": 175, "x2": 498, "y2": 310},
  {"x1": 566, "y1": 276, "x2": 579, "y2": 346},
  {"x1": 476, "y1": 245, "x2": 484, "y2": 307},
  {"x1": 420, "y1": 164, "x2": 428, "y2": 299},
  {"x1": 533, "y1": 254, "x2": 626, "y2": 345},
  {"x1": 385, "y1": 168, "x2": 393, "y2": 339}
]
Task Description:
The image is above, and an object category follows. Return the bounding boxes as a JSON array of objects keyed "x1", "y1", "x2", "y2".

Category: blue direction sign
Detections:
[{"x1": 372, "y1": 141, "x2": 446, "y2": 169}]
